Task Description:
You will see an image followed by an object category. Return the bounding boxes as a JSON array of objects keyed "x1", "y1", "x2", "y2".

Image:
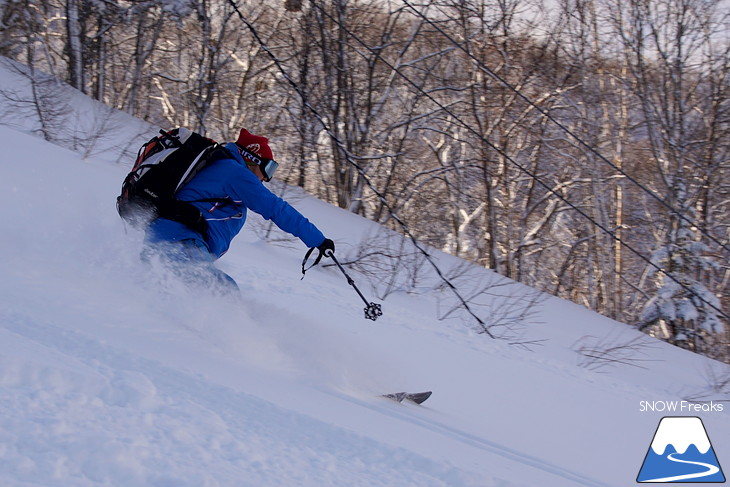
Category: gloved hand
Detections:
[{"x1": 318, "y1": 238, "x2": 335, "y2": 257}]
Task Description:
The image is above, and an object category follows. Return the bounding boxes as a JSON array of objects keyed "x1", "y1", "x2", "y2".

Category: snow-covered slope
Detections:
[{"x1": 1, "y1": 64, "x2": 729, "y2": 486}]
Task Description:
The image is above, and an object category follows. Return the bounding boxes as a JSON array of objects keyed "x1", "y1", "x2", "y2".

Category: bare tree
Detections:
[
  {"x1": 609, "y1": 0, "x2": 729, "y2": 356},
  {"x1": 3, "y1": 0, "x2": 728, "y2": 359}
]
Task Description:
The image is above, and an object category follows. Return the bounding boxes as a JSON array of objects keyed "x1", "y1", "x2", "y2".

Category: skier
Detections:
[{"x1": 142, "y1": 128, "x2": 335, "y2": 292}]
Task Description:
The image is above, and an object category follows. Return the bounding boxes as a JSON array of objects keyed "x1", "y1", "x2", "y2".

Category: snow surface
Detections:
[{"x1": 1, "y1": 59, "x2": 729, "y2": 486}]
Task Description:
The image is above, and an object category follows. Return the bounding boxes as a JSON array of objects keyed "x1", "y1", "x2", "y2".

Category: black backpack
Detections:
[{"x1": 117, "y1": 128, "x2": 228, "y2": 236}]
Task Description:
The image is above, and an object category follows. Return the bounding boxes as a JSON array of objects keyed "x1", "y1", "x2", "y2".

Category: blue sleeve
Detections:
[{"x1": 230, "y1": 168, "x2": 326, "y2": 248}]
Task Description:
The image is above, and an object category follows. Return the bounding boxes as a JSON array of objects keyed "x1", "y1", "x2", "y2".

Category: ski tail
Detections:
[{"x1": 383, "y1": 391, "x2": 432, "y2": 405}]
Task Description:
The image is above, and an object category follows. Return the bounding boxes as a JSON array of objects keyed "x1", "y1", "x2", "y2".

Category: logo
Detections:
[
  {"x1": 640, "y1": 401, "x2": 724, "y2": 413},
  {"x1": 637, "y1": 416, "x2": 725, "y2": 483}
]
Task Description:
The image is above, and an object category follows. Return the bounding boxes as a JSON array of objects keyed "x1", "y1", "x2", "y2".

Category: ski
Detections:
[{"x1": 382, "y1": 391, "x2": 432, "y2": 405}]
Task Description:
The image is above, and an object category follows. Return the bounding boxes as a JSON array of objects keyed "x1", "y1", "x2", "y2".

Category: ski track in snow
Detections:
[
  {"x1": 0, "y1": 305, "x2": 612, "y2": 487},
  {"x1": 319, "y1": 389, "x2": 613, "y2": 487},
  {"x1": 0, "y1": 314, "x2": 486, "y2": 487}
]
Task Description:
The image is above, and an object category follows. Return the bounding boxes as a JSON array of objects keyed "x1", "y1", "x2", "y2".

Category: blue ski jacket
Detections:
[{"x1": 145, "y1": 142, "x2": 325, "y2": 258}]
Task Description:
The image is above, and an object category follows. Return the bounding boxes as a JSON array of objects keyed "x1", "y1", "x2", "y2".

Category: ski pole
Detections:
[{"x1": 326, "y1": 251, "x2": 383, "y2": 321}]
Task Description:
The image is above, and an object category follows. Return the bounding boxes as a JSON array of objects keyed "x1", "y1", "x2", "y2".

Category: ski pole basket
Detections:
[{"x1": 327, "y1": 252, "x2": 383, "y2": 321}]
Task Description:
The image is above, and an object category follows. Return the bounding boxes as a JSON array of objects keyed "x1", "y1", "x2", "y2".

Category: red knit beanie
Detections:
[{"x1": 236, "y1": 128, "x2": 274, "y2": 160}]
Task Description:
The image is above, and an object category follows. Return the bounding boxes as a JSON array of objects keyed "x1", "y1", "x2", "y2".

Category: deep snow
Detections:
[{"x1": 1, "y1": 59, "x2": 729, "y2": 486}]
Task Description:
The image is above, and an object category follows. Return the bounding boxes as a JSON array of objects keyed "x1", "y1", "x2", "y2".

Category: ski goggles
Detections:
[
  {"x1": 236, "y1": 145, "x2": 279, "y2": 182},
  {"x1": 259, "y1": 159, "x2": 279, "y2": 182}
]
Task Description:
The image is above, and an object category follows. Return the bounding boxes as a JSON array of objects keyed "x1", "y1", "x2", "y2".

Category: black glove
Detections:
[{"x1": 318, "y1": 238, "x2": 335, "y2": 257}]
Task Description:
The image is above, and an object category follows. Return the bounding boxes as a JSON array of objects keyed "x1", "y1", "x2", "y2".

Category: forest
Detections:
[{"x1": 1, "y1": 0, "x2": 728, "y2": 361}]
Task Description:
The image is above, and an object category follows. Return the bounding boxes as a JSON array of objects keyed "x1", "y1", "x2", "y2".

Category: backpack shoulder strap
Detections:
[{"x1": 175, "y1": 143, "x2": 222, "y2": 194}]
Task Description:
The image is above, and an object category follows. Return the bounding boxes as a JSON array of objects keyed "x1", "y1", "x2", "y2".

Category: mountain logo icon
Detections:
[{"x1": 637, "y1": 416, "x2": 725, "y2": 483}]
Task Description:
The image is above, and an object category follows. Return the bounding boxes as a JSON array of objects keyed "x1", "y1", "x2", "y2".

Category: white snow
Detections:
[
  {"x1": 1, "y1": 59, "x2": 730, "y2": 486},
  {"x1": 650, "y1": 417, "x2": 712, "y2": 455}
]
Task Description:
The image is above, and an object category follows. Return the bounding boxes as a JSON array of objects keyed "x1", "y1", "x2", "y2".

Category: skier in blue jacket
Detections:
[{"x1": 144, "y1": 128, "x2": 335, "y2": 292}]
